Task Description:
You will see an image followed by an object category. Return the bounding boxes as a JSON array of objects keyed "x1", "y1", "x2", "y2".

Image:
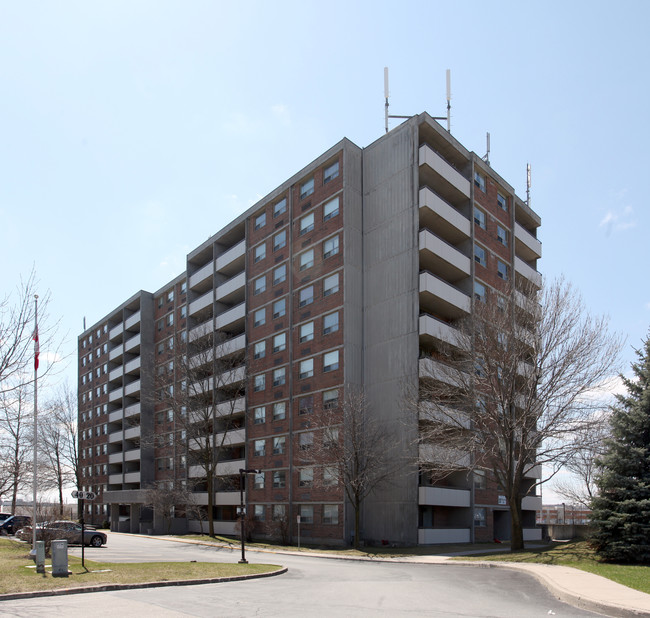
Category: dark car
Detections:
[
  {"x1": 0, "y1": 515, "x2": 31, "y2": 535},
  {"x1": 0, "y1": 513, "x2": 12, "y2": 523}
]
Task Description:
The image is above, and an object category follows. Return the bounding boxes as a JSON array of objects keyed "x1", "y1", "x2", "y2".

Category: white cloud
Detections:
[{"x1": 599, "y1": 203, "x2": 636, "y2": 235}]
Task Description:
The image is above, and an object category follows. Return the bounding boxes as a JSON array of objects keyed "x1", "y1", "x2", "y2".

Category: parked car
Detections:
[
  {"x1": 29, "y1": 521, "x2": 107, "y2": 547},
  {"x1": 0, "y1": 515, "x2": 31, "y2": 535},
  {"x1": 0, "y1": 513, "x2": 12, "y2": 523}
]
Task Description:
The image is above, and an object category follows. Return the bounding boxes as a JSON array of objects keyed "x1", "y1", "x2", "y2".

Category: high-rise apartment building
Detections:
[{"x1": 78, "y1": 112, "x2": 542, "y2": 545}]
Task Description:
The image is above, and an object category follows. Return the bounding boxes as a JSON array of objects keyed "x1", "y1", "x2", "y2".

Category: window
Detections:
[
  {"x1": 254, "y1": 308, "x2": 266, "y2": 327},
  {"x1": 273, "y1": 264, "x2": 286, "y2": 285},
  {"x1": 299, "y1": 249, "x2": 314, "y2": 271},
  {"x1": 474, "y1": 470, "x2": 487, "y2": 490},
  {"x1": 273, "y1": 198, "x2": 287, "y2": 218},
  {"x1": 323, "y1": 504, "x2": 339, "y2": 524},
  {"x1": 167, "y1": 290, "x2": 174, "y2": 303},
  {"x1": 299, "y1": 395, "x2": 313, "y2": 415},
  {"x1": 253, "y1": 505, "x2": 265, "y2": 521},
  {"x1": 300, "y1": 178, "x2": 314, "y2": 199},
  {"x1": 299, "y1": 432, "x2": 313, "y2": 450},
  {"x1": 254, "y1": 407, "x2": 266, "y2": 425},
  {"x1": 272, "y1": 471, "x2": 286, "y2": 488},
  {"x1": 253, "y1": 374, "x2": 265, "y2": 392},
  {"x1": 300, "y1": 212, "x2": 314, "y2": 235},
  {"x1": 323, "y1": 161, "x2": 339, "y2": 183},
  {"x1": 497, "y1": 192, "x2": 508, "y2": 211},
  {"x1": 323, "y1": 312, "x2": 339, "y2": 335},
  {"x1": 300, "y1": 321, "x2": 314, "y2": 343},
  {"x1": 273, "y1": 299, "x2": 286, "y2": 319},
  {"x1": 273, "y1": 333, "x2": 286, "y2": 353},
  {"x1": 273, "y1": 367, "x2": 286, "y2": 387},
  {"x1": 474, "y1": 244, "x2": 486, "y2": 267},
  {"x1": 299, "y1": 504, "x2": 314, "y2": 523},
  {"x1": 323, "y1": 389, "x2": 338, "y2": 409},
  {"x1": 497, "y1": 260, "x2": 509, "y2": 280},
  {"x1": 299, "y1": 286, "x2": 314, "y2": 307},
  {"x1": 323, "y1": 236, "x2": 339, "y2": 258},
  {"x1": 254, "y1": 472, "x2": 265, "y2": 490},
  {"x1": 474, "y1": 206, "x2": 486, "y2": 229},
  {"x1": 323, "y1": 196, "x2": 339, "y2": 220},
  {"x1": 181, "y1": 281, "x2": 187, "y2": 295},
  {"x1": 254, "y1": 341, "x2": 265, "y2": 359},
  {"x1": 254, "y1": 211, "x2": 266, "y2": 230},
  {"x1": 273, "y1": 401, "x2": 286, "y2": 420},
  {"x1": 180, "y1": 305, "x2": 187, "y2": 319},
  {"x1": 474, "y1": 281, "x2": 486, "y2": 302},
  {"x1": 254, "y1": 243, "x2": 266, "y2": 263},
  {"x1": 158, "y1": 319, "x2": 164, "y2": 331},
  {"x1": 497, "y1": 225, "x2": 508, "y2": 247},
  {"x1": 324, "y1": 427, "x2": 339, "y2": 449},
  {"x1": 299, "y1": 468, "x2": 314, "y2": 487},
  {"x1": 273, "y1": 436, "x2": 286, "y2": 454},
  {"x1": 323, "y1": 467, "x2": 338, "y2": 487},
  {"x1": 323, "y1": 273, "x2": 339, "y2": 297},
  {"x1": 273, "y1": 504, "x2": 286, "y2": 520},
  {"x1": 254, "y1": 276, "x2": 266, "y2": 295},
  {"x1": 254, "y1": 440, "x2": 265, "y2": 456},
  {"x1": 474, "y1": 170, "x2": 486, "y2": 192},
  {"x1": 474, "y1": 507, "x2": 487, "y2": 527},
  {"x1": 299, "y1": 358, "x2": 314, "y2": 379},
  {"x1": 273, "y1": 230, "x2": 286, "y2": 251}
]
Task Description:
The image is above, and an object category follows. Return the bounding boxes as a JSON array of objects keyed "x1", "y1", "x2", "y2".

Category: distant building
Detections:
[
  {"x1": 78, "y1": 112, "x2": 542, "y2": 544},
  {"x1": 537, "y1": 504, "x2": 591, "y2": 526}
]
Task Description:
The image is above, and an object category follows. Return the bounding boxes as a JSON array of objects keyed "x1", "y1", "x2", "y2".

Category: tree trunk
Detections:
[
  {"x1": 510, "y1": 495, "x2": 524, "y2": 551},
  {"x1": 207, "y1": 474, "x2": 215, "y2": 537},
  {"x1": 353, "y1": 494, "x2": 360, "y2": 549}
]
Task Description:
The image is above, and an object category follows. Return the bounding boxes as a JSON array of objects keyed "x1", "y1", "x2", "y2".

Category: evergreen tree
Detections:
[{"x1": 591, "y1": 333, "x2": 650, "y2": 563}]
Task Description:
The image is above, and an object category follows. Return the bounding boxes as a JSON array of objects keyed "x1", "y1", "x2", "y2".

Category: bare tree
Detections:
[
  {"x1": 38, "y1": 385, "x2": 79, "y2": 515},
  {"x1": 303, "y1": 387, "x2": 397, "y2": 548},
  {"x1": 145, "y1": 481, "x2": 193, "y2": 535},
  {"x1": 0, "y1": 386, "x2": 33, "y2": 513},
  {"x1": 415, "y1": 278, "x2": 622, "y2": 550},
  {"x1": 154, "y1": 330, "x2": 246, "y2": 537}
]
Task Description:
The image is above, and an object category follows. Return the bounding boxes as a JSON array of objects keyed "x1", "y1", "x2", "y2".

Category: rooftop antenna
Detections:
[
  {"x1": 83, "y1": 316, "x2": 86, "y2": 330},
  {"x1": 526, "y1": 163, "x2": 531, "y2": 207},
  {"x1": 446, "y1": 69, "x2": 451, "y2": 132},
  {"x1": 384, "y1": 67, "x2": 411, "y2": 133},
  {"x1": 482, "y1": 132, "x2": 490, "y2": 165}
]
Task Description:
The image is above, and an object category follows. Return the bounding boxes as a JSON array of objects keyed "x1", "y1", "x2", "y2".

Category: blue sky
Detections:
[{"x1": 2, "y1": 2, "x2": 648, "y2": 447}]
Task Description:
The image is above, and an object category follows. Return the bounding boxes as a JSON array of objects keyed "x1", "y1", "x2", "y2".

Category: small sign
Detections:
[
  {"x1": 296, "y1": 515, "x2": 301, "y2": 524},
  {"x1": 72, "y1": 490, "x2": 96, "y2": 500},
  {"x1": 498, "y1": 495, "x2": 507, "y2": 506}
]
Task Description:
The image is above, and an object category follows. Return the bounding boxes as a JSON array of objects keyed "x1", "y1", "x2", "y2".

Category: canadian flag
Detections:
[{"x1": 33, "y1": 327, "x2": 39, "y2": 370}]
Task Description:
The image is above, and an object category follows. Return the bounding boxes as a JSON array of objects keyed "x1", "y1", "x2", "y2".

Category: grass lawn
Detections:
[
  {"x1": 456, "y1": 540, "x2": 650, "y2": 595},
  {"x1": 0, "y1": 538, "x2": 281, "y2": 595}
]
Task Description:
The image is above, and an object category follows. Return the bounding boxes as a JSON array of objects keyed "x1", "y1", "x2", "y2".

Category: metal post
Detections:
[
  {"x1": 32, "y1": 295, "x2": 38, "y2": 555},
  {"x1": 238, "y1": 469, "x2": 247, "y2": 564},
  {"x1": 81, "y1": 498, "x2": 85, "y2": 568}
]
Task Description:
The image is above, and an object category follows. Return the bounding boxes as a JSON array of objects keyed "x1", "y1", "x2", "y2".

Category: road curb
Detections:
[{"x1": 0, "y1": 566, "x2": 288, "y2": 602}]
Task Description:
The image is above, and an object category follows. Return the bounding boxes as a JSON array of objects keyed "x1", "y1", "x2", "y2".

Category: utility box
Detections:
[
  {"x1": 35, "y1": 541, "x2": 45, "y2": 574},
  {"x1": 51, "y1": 539, "x2": 69, "y2": 577}
]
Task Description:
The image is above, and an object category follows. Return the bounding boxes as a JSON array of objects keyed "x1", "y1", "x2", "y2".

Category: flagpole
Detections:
[{"x1": 32, "y1": 295, "x2": 38, "y2": 553}]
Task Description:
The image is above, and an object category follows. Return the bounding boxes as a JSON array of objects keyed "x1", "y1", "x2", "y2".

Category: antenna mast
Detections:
[
  {"x1": 383, "y1": 67, "x2": 411, "y2": 133},
  {"x1": 526, "y1": 163, "x2": 531, "y2": 206},
  {"x1": 446, "y1": 69, "x2": 451, "y2": 132},
  {"x1": 483, "y1": 132, "x2": 490, "y2": 165}
]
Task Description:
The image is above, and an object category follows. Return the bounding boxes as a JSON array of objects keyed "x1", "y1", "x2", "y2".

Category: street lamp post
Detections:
[{"x1": 238, "y1": 468, "x2": 261, "y2": 564}]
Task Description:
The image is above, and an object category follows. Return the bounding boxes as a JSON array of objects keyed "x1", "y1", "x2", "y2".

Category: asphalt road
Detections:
[{"x1": 1, "y1": 533, "x2": 604, "y2": 617}]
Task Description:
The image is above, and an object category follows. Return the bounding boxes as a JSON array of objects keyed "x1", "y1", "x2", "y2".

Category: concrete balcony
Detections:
[
  {"x1": 216, "y1": 271, "x2": 245, "y2": 304},
  {"x1": 419, "y1": 229, "x2": 471, "y2": 282},
  {"x1": 124, "y1": 425, "x2": 141, "y2": 441},
  {"x1": 213, "y1": 427, "x2": 246, "y2": 448},
  {"x1": 108, "y1": 409, "x2": 123, "y2": 423},
  {"x1": 419, "y1": 144, "x2": 471, "y2": 199},
  {"x1": 124, "y1": 357, "x2": 141, "y2": 374},
  {"x1": 215, "y1": 333, "x2": 246, "y2": 359},
  {"x1": 522, "y1": 495, "x2": 543, "y2": 511},
  {"x1": 216, "y1": 240, "x2": 245, "y2": 276},
  {"x1": 418, "y1": 528, "x2": 470, "y2": 544},
  {"x1": 108, "y1": 452, "x2": 122, "y2": 464},
  {"x1": 418, "y1": 402, "x2": 470, "y2": 429},
  {"x1": 515, "y1": 222, "x2": 542, "y2": 262},
  {"x1": 124, "y1": 379, "x2": 141, "y2": 397},
  {"x1": 216, "y1": 396, "x2": 246, "y2": 418},
  {"x1": 124, "y1": 448, "x2": 140, "y2": 462},
  {"x1": 124, "y1": 311, "x2": 141, "y2": 331},
  {"x1": 215, "y1": 302, "x2": 245, "y2": 331},
  {"x1": 419, "y1": 314, "x2": 462, "y2": 348},
  {"x1": 216, "y1": 458, "x2": 246, "y2": 476},
  {"x1": 109, "y1": 344, "x2": 124, "y2": 362},
  {"x1": 189, "y1": 319, "x2": 213, "y2": 343},
  {"x1": 419, "y1": 357, "x2": 462, "y2": 387},
  {"x1": 419, "y1": 187, "x2": 471, "y2": 245},
  {"x1": 124, "y1": 402, "x2": 141, "y2": 419},
  {"x1": 190, "y1": 491, "x2": 243, "y2": 506},
  {"x1": 419, "y1": 271, "x2": 471, "y2": 319},
  {"x1": 189, "y1": 260, "x2": 214, "y2": 291},
  {"x1": 109, "y1": 367, "x2": 122, "y2": 382},
  {"x1": 109, "y1": 388, "x2": 122, "y2": 404},
  {"x1": 189, "y1": 290, "x2": 213, "y2": 317},
  {"x1": 193, "y1": 364, "x2": 246, "y2": 394},
  {"x1": 109, "y1": 473, "x2": 123, "y2": 484},
  {"x1": 124, "y1": 333, "x2": 141, "y2": 353},
  {"x1": 523, "y1": 528, "x2": 543, "y2": 541},
  {"x1": 109, "y1": 323, "x2": 124, "y2": 342},
  {"x1": 419, "y1": 486, "x2": 470, "y2": 507},
  {"x1": 514, "y1": 257, "x2": 542, "y2": 289},
  {"x1": 124, "y1": 471, "x2": 140, "y2": 484},
  {"x1": 524, "y1": 464, "x2": 542, "y2": 479},
  {"x1": 419, "y1": 442, "x2": 470, "y2": 468},
  {"x1": 108, "y1": 431, "x2": 123, "y2": 444}
]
